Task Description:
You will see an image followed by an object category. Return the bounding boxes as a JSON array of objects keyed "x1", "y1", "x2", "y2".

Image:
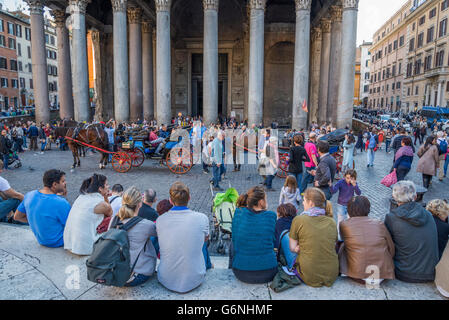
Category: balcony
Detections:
[{"x1": 424, "y1": 66, "x2": 449, "y2": 79}]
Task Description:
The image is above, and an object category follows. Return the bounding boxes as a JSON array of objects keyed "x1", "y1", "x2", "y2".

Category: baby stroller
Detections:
[
  {"x1": 7, "y1": 150, "x2": 22, "y2": 169},
  {"x1": 209, "y1": 186, "x2": 238, "y2": 255}
]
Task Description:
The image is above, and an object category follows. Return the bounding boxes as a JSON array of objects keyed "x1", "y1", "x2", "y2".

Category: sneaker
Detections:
[
  {"x1": 203, "y1": 170, "x2": 209, "y2": 174},
  {"x1": 40, "y1": 151, "x2": 44, "y2": 154}
]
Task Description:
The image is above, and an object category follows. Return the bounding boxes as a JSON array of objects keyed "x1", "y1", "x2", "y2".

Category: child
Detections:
[
  {"x1": 275, "y1": 203, "x2": 297, "y2": 269},
  {"x1": 279, "y1": 175, "x2": 302, "y2": 212},
  {"x1": 330, "y1": 169, "x2": 362, "y2": 239}
]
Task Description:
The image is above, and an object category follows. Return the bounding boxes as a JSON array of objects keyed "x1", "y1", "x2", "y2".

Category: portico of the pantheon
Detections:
[{"x1": 27, "y1": 0, "x2": 359, "y2": 129}]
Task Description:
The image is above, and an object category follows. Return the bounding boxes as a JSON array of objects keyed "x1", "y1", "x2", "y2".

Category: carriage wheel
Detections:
[
  {"x1": 129, "y1": 148, "x2": 145, "y2": 167},
  {"x1": 276, "y1": 154, "x2": 289, "y2": 179},
  {"x1": 111, "y1": 152, "x2": 132, "y2": 173},
  {"x1": 166, "y1": 147, "x2": 193, "y2": 175}
]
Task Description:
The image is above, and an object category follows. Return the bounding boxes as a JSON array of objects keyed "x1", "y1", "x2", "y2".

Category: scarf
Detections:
[
  {"x1": 300, "y1": 207, "x2": 326, "y2": 217},
  {"x1": 395, "y1": 146, "x2": 414, "y2": 161}
]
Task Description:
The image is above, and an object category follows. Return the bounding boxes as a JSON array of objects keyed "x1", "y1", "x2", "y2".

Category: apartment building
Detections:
[
  {"x1": 403, "y1": 0, "x2": 449, "y2": 111},
  {"x1": 0, "y1": 7, "x2": 20, "y2": 111},
  {"x1": 369, "y1": 1, "x2": 411, "y2": 112},
  {"x1": 359, "y1": 41, "x2": 372, "y2": 107},
  {"x1": 45, "y1": 18, "x2": 58, "y2": 108},
  {"x1": 354, "y1": 47, "x2": 361, "y2": 106}
]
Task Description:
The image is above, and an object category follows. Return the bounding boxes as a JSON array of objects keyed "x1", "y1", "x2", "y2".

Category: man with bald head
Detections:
[
  {"x1": 300, "y1": 132, "x2": 319, "y2": 193},
  {"x1": 138, "y1": 189, "x2": 158, "y2": 222}
]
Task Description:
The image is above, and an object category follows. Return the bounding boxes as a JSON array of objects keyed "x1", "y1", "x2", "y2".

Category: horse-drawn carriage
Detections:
[{"x1": 276, "y1": 129, "x2": 351, "y2": 179}]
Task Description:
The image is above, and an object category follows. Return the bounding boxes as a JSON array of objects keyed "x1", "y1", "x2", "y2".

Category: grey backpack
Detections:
[{"x1": 86, "y1": 216, "x2": 146, "y2": 287}]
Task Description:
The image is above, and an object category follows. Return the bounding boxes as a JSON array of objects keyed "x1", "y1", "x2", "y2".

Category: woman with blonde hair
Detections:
[
  {"x1": 426, "y1": 199, "x2": 449, "y2": 259},
  {"x1": 288, "y1": 188, "x2": 339, "y2": 287},
  {"x1": 110, "y1": 186, "x2": 157, "y2": 287}
]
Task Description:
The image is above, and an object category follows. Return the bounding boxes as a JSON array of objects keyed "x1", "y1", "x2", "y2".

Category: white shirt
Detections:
[
  {"x1": 0, "y1": 176, "x2": 11, "y2": 192},
  {"x1": 108, "y1": 195, "x2": 123, "y2": 217}
]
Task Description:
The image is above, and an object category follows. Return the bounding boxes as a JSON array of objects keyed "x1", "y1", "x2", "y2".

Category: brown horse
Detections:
[{"x1": 66, "y1": 126, "x2": 109, "y2": 169}]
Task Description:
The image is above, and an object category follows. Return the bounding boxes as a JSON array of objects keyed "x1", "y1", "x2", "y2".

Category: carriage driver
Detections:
[{"x1": 148, "y1": 127, "x2": 165, "y2": 157}]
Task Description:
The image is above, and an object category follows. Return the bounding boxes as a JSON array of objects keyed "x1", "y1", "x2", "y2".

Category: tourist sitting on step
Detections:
[
  {"x1": 63, "y1": 174, "x2": 112, "y2": 256},
  {"x1": 288, "y1": 188, "x2": 339, "y2": 288},
  {"x1": 156, "y1": 182, "x2": 210, "y2": 293},
  {"x1": 230, "y1": 186, "x2": 277, "y2": 284},
  {"x1": 384, "y1": 181, "x2": 439, "y2": 283},
  {"x1": 0, "y1": 160, "x2": 24, "y2": 223},
  {"x1": 425, "y1": 199, "x2": 449, "y2": 259},
  {"x1": 14, "y1": 169, "x2": 71, "y2": 248},
  {"x1": 338, "y1": 196, "x2": 395, "y2": 286},
  {"x1": 435, "y1": 242, "x2": 449, "y2": 298}
]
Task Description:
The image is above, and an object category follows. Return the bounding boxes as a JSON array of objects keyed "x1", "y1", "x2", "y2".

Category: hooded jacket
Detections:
[{"x1": 384, "y1": 202, "x2": 439, "y2": 283}]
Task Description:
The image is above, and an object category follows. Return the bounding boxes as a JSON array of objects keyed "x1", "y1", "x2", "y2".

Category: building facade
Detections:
[
  {"x1": 403, "y1": 0, "x2": 449, "y2": 111},
  {"x1": 45, "y1": 18, "x2": 59, "y2": 108},
  {"x1": 0, "y1": 7, "x2": 20, "y2": 111},
  {"x1": 359, "y1": 41, "x2": 372, "y2": 107},
  {"x1": 354, "y1": 46, "x2": 361, "y2": 105},
  {"x1": 369, "y1": 1, "x2": 411, "y2": 112},
  {"x1": 24, "y1": 0, "x2": 360, "y2": 128}
]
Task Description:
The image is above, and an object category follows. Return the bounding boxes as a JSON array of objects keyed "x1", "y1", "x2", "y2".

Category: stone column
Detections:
[
  {"x1": 142, "y1": 20, "x2": 154, "y2": 121},
  {"x1": 128, "y1": 7, "x2": 143, "y2": 121},
  {"x1": 203, "y1": 0, "x2": 219, "y2": 125},
  {"x1": 111, "y1": 0, "x2": 129, "y2": 122},
  {"x1": 292, "y1": 0, "x2": 311, "y2": 130},
  {"x1": 336, "y1": 0, "x2": 359, "y2": 129},
  {"x1": 52, "y1": 9, "x2": 74, "y2": 120},
  {"x1": 317, "y1": 18, "x2": 331, "y2": 125},
  {"x1": 309, "y1": 27, "x2": 322, "y2": 124},
  {"x1": 90, "y1": 29, "x2": 105, "y2": 121},
  {"x1": 69, "y1": 0, "x2": 91, "y2": 122},
  {"x1": 327, "y1": 5, "x2": 342, "y2": 125},
  {"x1": 247, "y1": 0, "x2": 266, "y2": 126},
  {"x1": 27, "y1": 0, "x2": 50, "y2": 124},
  {"x1": 437, "y1": 81, "x2": 442, "y2": 107},
  {"x1": 430, "y1": 84, "x2": 436, "y2": 106},
  {"x1": 155, "y1": 0, "x2": 172, "y2": 126}
]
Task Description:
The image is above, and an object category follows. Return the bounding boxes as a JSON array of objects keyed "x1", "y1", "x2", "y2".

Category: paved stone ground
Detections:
[{"x1": 3, "y1": 141, "x2": 448, "y2": 222}]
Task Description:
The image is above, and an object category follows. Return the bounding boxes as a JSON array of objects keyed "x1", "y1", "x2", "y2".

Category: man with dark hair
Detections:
[
  {"x1": 312, "y1": 140, "x2": 336, "y2": 200},
  {"x1": 14, "y1": 169, "x2": 71, "y2": 248},
  {"x1": 138, "y1": 188, "x2": 158, "y2": 222},
  {"x1": 392, "y1": 127, "x2": 415, "y2": 158}
]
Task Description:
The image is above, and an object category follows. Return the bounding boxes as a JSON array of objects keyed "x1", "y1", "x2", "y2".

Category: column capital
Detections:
[
  {"x1": 69, "y1": 0, "x2": 91, "y2": 15},
  {"x1": 155, "y1": 0, "x2": 171, "y2": 12},
  {"x1": 111, "y1": 0, "x2": 127, "y2": 12},
  {"x1": 51, "y1": 9, "x2": 66, "y2": 27},
  {"x1": 320, "y1": 18, "x2": 331, "y2": 33},
  {"x1": 203, "y1": 0, "x2": 219, "y2": 11},
  {"x1": 142, "y1": 20, "x2": 154, "y2": 33},
  {"x1": 329, "y1": 5, "x2": 343, "y2": 22},
  {"x1": 342, "y1": 0, "x2": 359, "y2": 10},
  {"x1": 312, "y1": 27, "x2": 322, "y2": 42},
  {"x1": 26, "y1": 0, "x2": 46, "y2": 15},
  {"x1": 295, "y1": 0, "x2": 312, "y2": 11},
  {"x1": 127, "y1": 7, "x2": 143, "y2": 24},
  {"x1": 248, "y1": 0, "x2": 266, "y2": 11}
]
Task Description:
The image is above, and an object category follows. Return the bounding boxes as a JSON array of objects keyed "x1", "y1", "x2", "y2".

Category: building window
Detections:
[
  {"x1": 29, "y1": 79, "x2": 33, "y2": 89},
  {"x1": 27, "y1": 46, "x2": 31, "y2": 59},
  {"x1": 436, "y1": 50, "x2": 445, "y2": 67},
  {"x1": 409, "y1": 38, "x2": 415, "y2": 52},
  {"x1": 50, "y1": 36, "x2": 55, "y2": 45},
  {"x1": 385, "y1": 47, "x2": 388, "y2": 55},
  {"x1": 392, "y1": 65, "x2": 397, "y2": 77},
  {"x1": 392, "y1": 83, "x2": 396, "y2": 91},
  {"x1": 418, "y1": 32, "x2": 424, "y2": 48},
  {"x1": 0, "y1": 19, "x2": 4, "y2": 33},
  {"x1": 17, "y1": 43, "x2": 21, "y2": 56},
  {"x1": 440, "y1": 18, "x2": 448, "y2": 37},
  {"x1": 388, "y1": 43, "x2": 392, "y2": 53},
  {"x1": 399, "y1": 62, "x2": 402, "y2": 74},
  {"x1": 20, "y1": 78, "x2": 25, "y2": 89},
  {"x1": 399, "y1": 35, "x2": 405, "y2": 47},
  {"x1": 397, "y1": 82, "x2": 401, "y2": 89},
  {"x1": 0, "y1": 35, "x2": 5, "y2": 47},
  {"x1": 10, "y1": 59, "x2": 17, "y2": 71},
  {"x1": 427, "y1": 26, "x2": 435, "y2": 43},
  {"x1": 28, "y1": 63, "x2": 32, "y2": 72},
  {"x1": 412, "y1": 22, "x2": 416, "y2": 31},
  {"x1": 16, "y1": 24, "x2": 22, "y2": 38},
  {"x1": 415, "y1": 59, "x2": 422, "y2": 74},
  {"x1": 7, "y1": 22, "x2": 15, "y2": 35},
  {"x1": 18, "y1": 61, "x2": 22, "y2": 71},
  {"x1": 419, "y1": 15, "x2": 426, "y2": 25},
  {"x1": 45, "y1": 34, "x2": 49, "y2": 44},
  {"x1": 8, "y1": 38, "x2": 16, "y2": 50},
  {"x1": 11, "y1": 79, "x2": 18, "y2": 89},
  {"x1": 0, "y1": 78, "x2": 8, "y2": 88},
  {"x1": 25, "y1": 28, "x2": 31, "y2": 41},
  {"x1": 387, "y1": 84, "x2": 389, "y2": 92},
  {"x1": 0, "y1": 57, "x2": 6, "y2": 69},
  {"x1": 415, "y1": 86, "x2": 419, "y2": 95},
  {"x1": 407, "y1": 87, "x2": 411, "y2": 96},
  {"x1": 393, "y1": 40, "x2": 398, "y2": 50},
  {"x1": 424, "y1": 55, "x2": 433, "y2": 71},
  {"x1": 429, "y1": 7, "x2": 437, "y2": 19},
  {"x1": 442, "y1": 0, "x2": 449, "y2": 11}
]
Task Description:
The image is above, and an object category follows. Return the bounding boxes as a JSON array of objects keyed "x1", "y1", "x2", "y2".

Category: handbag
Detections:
[{"x1": 381, "y1": 170, "x2": 397, "y2": 188}]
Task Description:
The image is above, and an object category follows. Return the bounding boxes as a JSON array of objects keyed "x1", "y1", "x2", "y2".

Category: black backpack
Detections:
[{"x1": 86, "y1": 216, "x2": 147, "y2": 287}]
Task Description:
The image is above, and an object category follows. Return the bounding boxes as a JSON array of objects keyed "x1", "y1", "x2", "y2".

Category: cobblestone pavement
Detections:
[{"x1": 2, "y1": 142, "x2": 449, "y2": 224}]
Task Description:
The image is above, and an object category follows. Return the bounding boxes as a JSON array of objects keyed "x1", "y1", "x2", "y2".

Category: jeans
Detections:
[
  {"x1": 444, "y1": 155, "x2": 449, "y2": 176},
  {"x1": 289, "y1": 173, "x2": 303, "y2": 187},
  {"x1": 367, "y1": 148, "x2": 375, "y2": 166},
  {"x1": 265, "y1": 175, "x2": 274, "y2": 189},
  {"x1": 396, "y1": 167, "x2": 410, "y2": 181},
  {"x1": 385, "y1": 139, "x2": 391, "y2": 152},
  {"x1": 319, "y1": 186, "x2": 332, "y2": 200},
  {"x1": 151, "y1": 138, "x2": 164, "y2": 154},
  {"x1": 334, "y1": 204, "x2": 348, "y2": 241},
  {"x1": 422, "y1": 174, "x2": 432, "y2": 189},
  {"x1": 300, "y1": 167, "x2": 315, "y2": 193},
  {"x1": 280, "y1": 230, "x2": 297, "y2": 269},
  {"x1": 22, "y1": 136, "x2": 27, "y2": 148},
  {"x1": 124, "y1": 273, "x2": 151, "y2": 287},
  {"x1": 212, "y1": 163, "x2": 221, "y2": 187},
  {"x1": 108, "y1": 143, "x2": 114, "y2": 162},
  {"x1": 0, "y1": 198, "x2": 21, "y2": 222},
  {"x1": 3, "y1": 153, "x2": 9, "y2": 170},
  {"x1": 203, "y1": 241, "x2": 212, "y2": 270},
  {"x1": 41, "y1": 139, "x2": 47, "y2": 152}
]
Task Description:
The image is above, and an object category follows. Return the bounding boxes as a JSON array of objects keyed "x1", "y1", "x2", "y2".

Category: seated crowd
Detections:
[{"x1": 1, "y1": 168, "x2": 448, "y2": 297}]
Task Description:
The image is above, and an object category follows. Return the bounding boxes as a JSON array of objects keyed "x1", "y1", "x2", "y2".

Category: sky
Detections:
[{"x1": 3, "y1": 0, "x2": 408, "y2": 46}]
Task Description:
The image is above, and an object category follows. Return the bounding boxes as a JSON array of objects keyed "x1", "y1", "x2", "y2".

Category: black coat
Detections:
[
  {"x1": 288, "y1": 145, "x2": 309, "y2": 174},
  {"x1": 0, "y1": 136, "x2": 12, "y2": 155}
]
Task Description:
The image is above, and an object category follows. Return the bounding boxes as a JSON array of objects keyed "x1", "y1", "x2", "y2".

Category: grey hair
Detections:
[
  {"x1": 392, "y1": 181, "x2": 416, "y2": 204},
  {"x1": 437, "y1": 131, "x2": 444, "y2": 138},
  {"x1": 144, "y1": 189, "x2": 157, "y2": 203}
]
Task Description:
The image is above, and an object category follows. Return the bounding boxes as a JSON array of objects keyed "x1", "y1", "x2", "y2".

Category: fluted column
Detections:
[
  {"x1": 336, "y1": 0, "x2": 359, "y2": 128},
  {"x1": 203, "y1": 0, "x2": 219, "y2": 125},
  {"x1": 248, "y1": 0, "x2": 266, "y2": 126},
  {"x1": 142, "y1": 20, "x2": 154, "y2": 120},
  {"x1": 112, "y1": 0, "x2": 129, "y2": 122},
  {"x1": 309, "y1": 27, "x2": 322, "y2": 124},
  {"x1": 292, "y1": 0, "x2": 311, "y2": 130},
  {"x1": 327, "y1": 5, "x2": 343, "y2": 125},
  {"x1": 90, "y1": 29, "x2": 105, "y2": 121},
  {"x1": 27, "y1": 0, "x2": 50, "y2": 124},
  {"x1": 128, "y1": 7, "x2": 143, "y2": 121},
  {"x1": 69, "y1": 0, "x2": 91, "y2": 122},
  {"x1": 318, "y1": 18, "x2": 331, "y2": 125},
  {"x1": 155, "y1": 0, "x2": 172, "y2": 126},
  {"x1": 52, "y1": 9, "x2": 74, "y2": 120}
]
